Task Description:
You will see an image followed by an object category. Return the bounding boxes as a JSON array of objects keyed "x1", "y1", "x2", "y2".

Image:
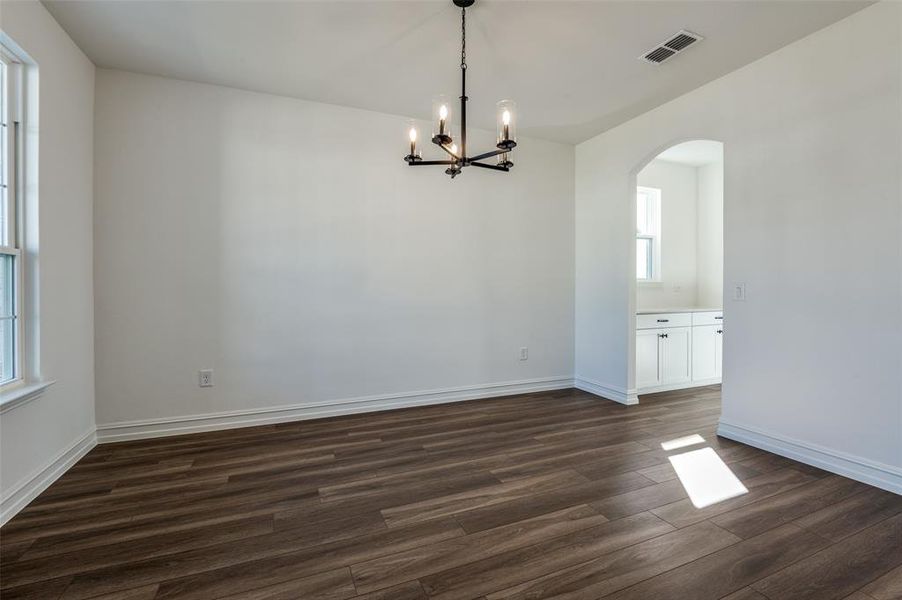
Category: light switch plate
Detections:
[{"x1": 732, "y1": 283, "x2": 746, "y2": 301}]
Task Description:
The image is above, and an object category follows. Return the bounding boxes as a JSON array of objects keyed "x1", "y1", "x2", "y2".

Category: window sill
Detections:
[
  {"x1": 0, "y1": 380, "x2": 56, "y2": 414},
  {"x1": 637, "y1": 280, "x2": 663, "y2": 286}
]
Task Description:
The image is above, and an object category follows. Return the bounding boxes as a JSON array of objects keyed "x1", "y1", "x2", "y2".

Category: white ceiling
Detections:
[
  {"x1": 42, "y1": 0, "x2": 870, "y2": 144},
  {"x1": 656, "y1": 140, "x2": 723, "y2": 167}
]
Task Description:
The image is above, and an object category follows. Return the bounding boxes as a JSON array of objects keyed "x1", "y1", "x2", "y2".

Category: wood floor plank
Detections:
[
  {"x1": 1, "y1": 515, "x2": 274, "y2": 588},
  {"x1": 484, "y1": 520, "x2": 740, "y2": 599},
  {"x1": 650, "y1": 467, "x2": 821, "y2": 529},
  {"x1": 842, "y1": 593, "x2": 878, "y2": 600},
  {"x1": 419, "y1": 511, "x2": 675, "y2": 600},
  {"x1": 453, "y1": 470, "x2": 654, "y2": 533},
  {"x1": 719, "y1": 588, "x2": 769, "y2": 600},
  {"x1": 80, "y1": 585, "x2": 160, "y2": 600},
  {"x1": 710, "y1": 475, "x2": 869, "y2": 538},
  {"x1": 351, "y1": 504, "x2": 607, "y2": 594},
  {"x1": 56, "y1": 519, "x2": 455, "y2": 599},
  {"x1": 0, "y1": 576, "x2": 72, "y2": 600},
  {"x1": 600, "y1": 523, "x2": 829, "y2": 600},
  {"x1": 590, "y1": 479, "x2": 687, "y2": 520},
  {"x1": 793, "y1": 485, "x2": 902, "y2": 542},
  {"x1": 143, "y1": 519, "x2": 463, "y2": 600},
  {"x1": 861, "y1": 564, "x2": 902, "y2": 600},
  {"x1": 380, "y1": 469, "x2": 589, "y2": 528},
  {"x1": 0, "y1": 385, "x2": 894, "y2": 600},
  {"x1": 215, "y1": 567, "x2": 356, "y2": 600},
  {"x1": 751, "y1": 514, "x2": 902, "y2": 600},
  {"x1": 489, "y1": 441, "x2": 653, "y2": 481},
  {"x1": 351, "y1": 581, "x2": 426, "y2": 600}
]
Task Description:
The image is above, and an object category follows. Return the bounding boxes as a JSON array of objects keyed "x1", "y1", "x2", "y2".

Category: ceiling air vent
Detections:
[{"x1": 640, "y1": 30, "x2": 703, "y2": 64}]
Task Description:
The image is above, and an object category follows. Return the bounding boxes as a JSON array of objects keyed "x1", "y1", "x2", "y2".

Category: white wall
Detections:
[
  {"x1": 697, "y1": 161, "x2": 724, "y2": 308},
  {"x1": 636, "y1": 159, "x2": 699, "y2": 309},
  {"x1": 0, "y1": 1, "x2": 96, "y2": 522},
  {"x1": 576, "y1": 2, "x2": 901, "y2": 489},
  {"x1": 93, "y1": 70, "x2": 575, "y2": 437}
]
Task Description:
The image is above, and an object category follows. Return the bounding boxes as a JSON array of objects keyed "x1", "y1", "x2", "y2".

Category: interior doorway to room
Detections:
[{"x1": 633, "y1": 140, "x2": 724, "y2": 397}]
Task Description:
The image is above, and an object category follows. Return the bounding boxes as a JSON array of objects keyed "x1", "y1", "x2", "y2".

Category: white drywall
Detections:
[
  {"x1": 576, "y1": 2, "x2": 901, "y2": 484},
  {"x1": 636, "y1": 159, "x2": 700, "y2": 309},
  {"x1": 696, "y1": 161, "x2": 724, "y2": 308},
  {"x1": 92, "y1": 70, "x2": 575, "y2": 432},
  {"x1": 0, "y1": 0, "x2": 96, "y2": 522}
]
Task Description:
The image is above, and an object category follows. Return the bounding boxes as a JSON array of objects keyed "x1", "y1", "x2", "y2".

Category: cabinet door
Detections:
[
  {"x1": 714, "y1": 327, "x2": 723, "y2": 378},
  {"x1": 661, "y1": 327, "x2": 692, "y2": 385},
  {"x1": 636, "y1": 329, "x2": 661, "y2": 389},
  {"x1": 692, "y1": 325, "x2": 718, "y2": 381}
]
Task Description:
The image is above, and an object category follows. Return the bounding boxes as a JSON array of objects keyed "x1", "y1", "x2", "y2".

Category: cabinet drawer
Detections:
[
  {"x1": 637, "y1": 313, "x2": 692, "y2": 329},
  {"x1": 691, "y1": 311, "x2": 724, "y2": 326}
]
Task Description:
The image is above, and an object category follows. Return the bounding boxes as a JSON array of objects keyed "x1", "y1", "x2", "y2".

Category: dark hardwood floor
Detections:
[{"x1": 2, "y1": 385, "x2": 900, "y2": 599}]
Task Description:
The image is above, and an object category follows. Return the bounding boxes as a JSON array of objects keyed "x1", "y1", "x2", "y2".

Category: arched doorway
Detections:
[{"x1": 628, "y1": 140, "x2": 724, "y2": 402}]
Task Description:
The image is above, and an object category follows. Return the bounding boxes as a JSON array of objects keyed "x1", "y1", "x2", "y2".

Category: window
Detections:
[
  {"x1": 0, "y1": 53, "x2": 22, "y2": 387},
  {"x1": 636, "y1": 186, "x2": 661, "y2": 281}
]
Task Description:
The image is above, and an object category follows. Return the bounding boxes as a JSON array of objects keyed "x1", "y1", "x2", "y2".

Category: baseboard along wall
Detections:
[
  {"x1": 717, "y1": 419, "x2": 902, "y2": 495},
  {"x1": 0, "y1": 429, "x2": 97, "y2": 526}
]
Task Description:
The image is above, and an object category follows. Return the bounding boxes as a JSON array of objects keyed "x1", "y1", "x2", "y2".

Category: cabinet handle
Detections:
[
  {"x1": 717, "y1": 329, "x2": 723, "y2": 334},
  {"x1": 715, "y1": 316, "x2": 723, "y2": 320},
  {"x1": 656, "y1": 319, "x2": 669, "y2": 323},
  {"x1": 659, "y1": 333, "x2": 669, "y2": 338}
]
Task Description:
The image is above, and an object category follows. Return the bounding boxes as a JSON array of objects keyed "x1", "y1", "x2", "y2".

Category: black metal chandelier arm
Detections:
[
  {"x1": 435, "y1": 141, "x2": 461, "y2": 160},
  {"x1": 468, "y1": 148, "x2": 507, "y2": 162},
  {"x1": 407, "y1": 160, "x2": 457, "y2": 166},
  {"x1": 470, "y1": 161, "x2": 509, "y2": 172}
]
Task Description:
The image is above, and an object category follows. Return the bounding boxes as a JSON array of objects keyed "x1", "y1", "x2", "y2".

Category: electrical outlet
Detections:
[
  {"x1": 519, "y1": 347, "x2": 529, "y2": 361},
  {"x1": 199, "y1": 369, "x2": 213, "y2": 387}
]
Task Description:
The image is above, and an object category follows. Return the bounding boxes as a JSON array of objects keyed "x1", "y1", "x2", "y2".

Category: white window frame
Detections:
[
  {"x1": 0, "y1": 49, "x2": 24, "y2": 392},
  {"x1": 636, "y1": 186, "x2": 662, "y2": 283}
]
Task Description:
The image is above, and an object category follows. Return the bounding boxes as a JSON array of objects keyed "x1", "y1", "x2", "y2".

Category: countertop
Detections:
[{"x1": 636, "y1": 307, "x2": 722, "y2": 315}]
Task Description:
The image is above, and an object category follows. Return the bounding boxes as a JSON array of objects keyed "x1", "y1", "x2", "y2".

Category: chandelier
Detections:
[{"x1": 403, "y1": 0, "x2": 517, "y2": 178}]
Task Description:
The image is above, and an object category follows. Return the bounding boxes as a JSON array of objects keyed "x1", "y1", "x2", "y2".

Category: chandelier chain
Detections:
[{"x1": 460, "y1": 7, "x2": 467, "y2": 70}]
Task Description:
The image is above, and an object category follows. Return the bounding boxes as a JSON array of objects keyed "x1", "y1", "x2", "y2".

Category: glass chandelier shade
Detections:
[
  {"x1": 431, "y1": 96, "x2": 453, "y2": 144},
  {"x1": 496, "y1": 100, "x2": 517, "y2": 148},
  {"x1": 405, "y1": 119, "x2": 421, "y2": 161}
]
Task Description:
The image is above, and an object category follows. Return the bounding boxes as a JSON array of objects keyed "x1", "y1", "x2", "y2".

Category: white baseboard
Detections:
[
  {"x1": 717, "y1": 419, "x2": 902, "y2": 495},
  {"x1": 96, "y1": 376, "x2": 576, "y2": 443},
  {"x1": 1, "y1": 429, "x2": 97, "y2": 526},
  {"x1": 574, "y1": 377, "x2": 638, "y2": 405},
  {"x1": 637, "y1": 378, "x2": 722, "y2": 395}
]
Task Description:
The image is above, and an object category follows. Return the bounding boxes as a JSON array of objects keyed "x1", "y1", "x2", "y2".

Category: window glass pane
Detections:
[
  {"x1": 637, "y1": 190, "x2": 648, "y2": 233},
  {"x1": 0, "y1": 253, "x2": 12, "y2": 318},
  {"x1": 0, "y1": 59, "x2": 7, "y2": 247},
  {"x1": 637, "y1": 238, "x2": 651, "y2": 280},
  {"x1": 0, "y1": 253, "x2": 13, "y2": 382},
  {"x1": 0, "y1": 314, "x2": 13, "y2": 383}
]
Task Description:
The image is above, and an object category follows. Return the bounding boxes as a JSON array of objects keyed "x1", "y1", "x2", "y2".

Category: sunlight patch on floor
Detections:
[
  {"x1": 660, "y1": 434, "x2": 706, "y2": 451},
  {"x1": 668, "y1": 447, "x2": 749, "y2": 509}
]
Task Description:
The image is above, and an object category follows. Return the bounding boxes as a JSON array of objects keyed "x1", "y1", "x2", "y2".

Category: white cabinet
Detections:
[
  {"x1": 691, "y1": 325, "x2": 723, "y2": 381},
  {"x1": 635, "y1": 327, "x2": 692, "y2": 390},
  {"x1": 636, "y1": 329, "x2": 662, "y2": 389},
  {"x1": 636, "y1": 310, "x2": 722, "y2": 394},
  {"x1": 661, "y1": 327, "x2": 692, "y2": 384}
]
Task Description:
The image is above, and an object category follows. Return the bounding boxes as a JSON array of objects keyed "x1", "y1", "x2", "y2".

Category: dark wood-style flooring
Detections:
[{"x1": 2, "y1": 385, "x2": 901, "y2": 600}]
